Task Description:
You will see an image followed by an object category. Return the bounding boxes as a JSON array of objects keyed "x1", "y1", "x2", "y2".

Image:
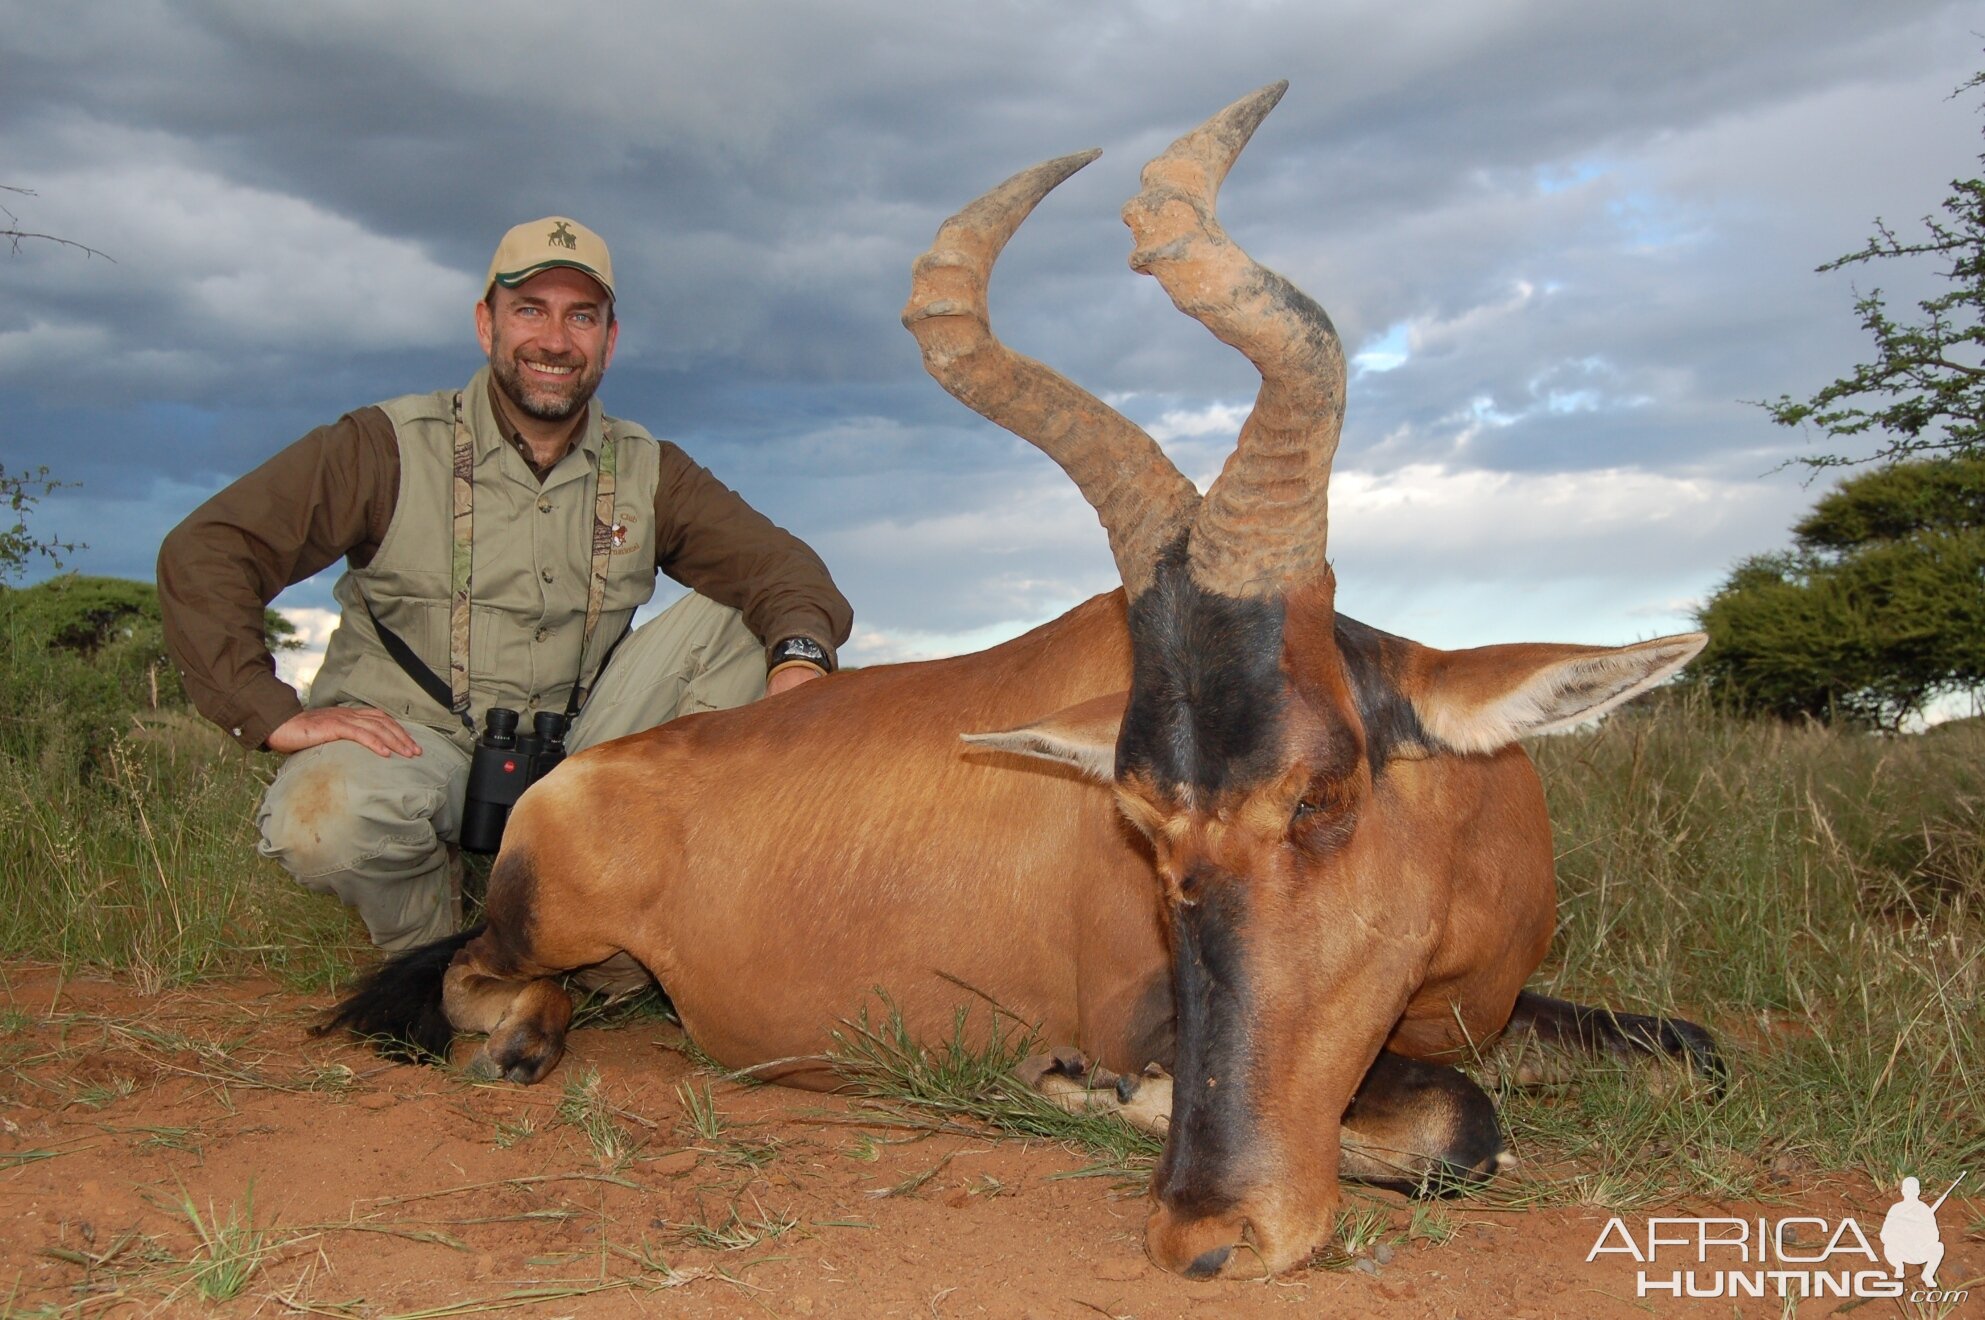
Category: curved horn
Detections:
[
  {"x1": 1122, "y1": 81, "x2": 1346, "y2": 598},
  {"x1": 903, "y1": 151, "x2": 1199, "y2": 597}
]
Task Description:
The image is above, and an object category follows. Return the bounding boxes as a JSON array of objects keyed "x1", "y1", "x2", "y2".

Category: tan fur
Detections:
[{"x1": 443, "y1": 579, "x2": 1622, "y2": 1274}]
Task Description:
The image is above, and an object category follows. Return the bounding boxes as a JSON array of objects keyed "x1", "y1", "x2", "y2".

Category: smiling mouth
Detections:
[{"x1": 523, "y1": 360, "x2": 578, "y2": 378}]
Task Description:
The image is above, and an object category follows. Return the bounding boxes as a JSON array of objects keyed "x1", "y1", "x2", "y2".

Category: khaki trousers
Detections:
[{"x1": 257, "y1": 592, "x2": 765, "y2": 950}]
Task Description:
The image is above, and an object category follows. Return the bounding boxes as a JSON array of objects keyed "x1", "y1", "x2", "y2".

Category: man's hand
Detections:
[
  {"x1": 765, "y1": 665, "x2": 823, "y2": 698},
  {"x1": 267, "y1": 707, "x2": 423, "y2": 758}
]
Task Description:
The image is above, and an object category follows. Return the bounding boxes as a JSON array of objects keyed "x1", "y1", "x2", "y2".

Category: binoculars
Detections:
[{"x1": 459, "y1": 707, "x2": 569, "y2": 854}]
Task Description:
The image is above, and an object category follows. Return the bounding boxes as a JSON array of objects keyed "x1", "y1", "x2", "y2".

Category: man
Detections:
[{"x1": 159, "y1": 217, "x2": 852, "y2": 953}]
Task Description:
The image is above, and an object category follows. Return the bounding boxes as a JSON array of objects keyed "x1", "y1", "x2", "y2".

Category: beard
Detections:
[{"x1": 488, "y1": 338, "x2": 606, "y2": 423}]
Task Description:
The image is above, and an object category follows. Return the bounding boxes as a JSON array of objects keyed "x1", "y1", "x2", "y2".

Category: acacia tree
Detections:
[
  {"x1": 1763, "y1": 70, "x2": 1985, "y2": 469},
  {"x1": 1689, "y1": 455, "x2": 1985, "y2": 730}
]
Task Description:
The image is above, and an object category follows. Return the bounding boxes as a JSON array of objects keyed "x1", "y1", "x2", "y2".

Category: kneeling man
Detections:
[{"x1": 159, "y1": 217, "x2": 851, "y2": 951}]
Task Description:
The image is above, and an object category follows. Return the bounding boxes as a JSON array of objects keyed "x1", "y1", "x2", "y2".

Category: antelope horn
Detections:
[
  {"x1": 903, "y1": 150, "x2": 1199, "y2": 598},
  {"x1": 1123, "y1": 80, "x2": 1346, "y2": 598}
]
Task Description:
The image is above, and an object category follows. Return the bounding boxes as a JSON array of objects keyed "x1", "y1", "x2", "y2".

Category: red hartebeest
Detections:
[{"x1": 326, "y1": 83, "x2": 1720, "y2": 1278}]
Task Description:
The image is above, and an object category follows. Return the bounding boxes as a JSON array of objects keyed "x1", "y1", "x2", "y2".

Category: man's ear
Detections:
[
  {"x1": 961, "y1": 691, "x2": 1126, "y2": 783},
  {"x1": 475, "y1": 296, "x2": 495, "y2": 356},
  {"x1": 1407, "y1": 633, "x2": 1707, "y2": 755}
]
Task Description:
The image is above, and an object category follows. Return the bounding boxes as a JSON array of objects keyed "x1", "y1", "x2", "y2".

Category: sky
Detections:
[{"x1": 3, "y1": 1, "x2": 1980, "y2": 692}]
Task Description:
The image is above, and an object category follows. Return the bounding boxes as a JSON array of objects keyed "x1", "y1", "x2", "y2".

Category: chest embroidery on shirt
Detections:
[{"x1": 596, "y1": 518, "x2": 639, "y2": 555}]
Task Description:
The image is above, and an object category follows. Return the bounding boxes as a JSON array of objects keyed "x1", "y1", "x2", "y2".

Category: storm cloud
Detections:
[{"x1": 2, "y1": 1, "x2": 1977, "y2": 672}]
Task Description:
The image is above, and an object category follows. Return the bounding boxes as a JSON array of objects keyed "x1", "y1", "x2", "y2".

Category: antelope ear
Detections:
[
  {"x1": 1407, "y1": 633, "x2": 1706, "y2": 755},
  {"x1": 962, "y1": 690, "x2": 1126, "y2": 783}
]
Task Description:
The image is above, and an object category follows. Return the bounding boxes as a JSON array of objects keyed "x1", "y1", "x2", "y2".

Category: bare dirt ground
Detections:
[{"x1": 0, "y1": 966, "x2": 1973, "y2": 1318}]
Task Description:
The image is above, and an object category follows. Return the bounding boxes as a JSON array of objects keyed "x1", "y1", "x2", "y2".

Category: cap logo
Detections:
[{"x1": 548, "y1": 221, "x2": 577, "y2": 250}]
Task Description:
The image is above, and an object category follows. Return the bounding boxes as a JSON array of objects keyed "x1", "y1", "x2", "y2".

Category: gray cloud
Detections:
[{"x1": 2, "y1": 0, "x2": 1978, "y2": 660}]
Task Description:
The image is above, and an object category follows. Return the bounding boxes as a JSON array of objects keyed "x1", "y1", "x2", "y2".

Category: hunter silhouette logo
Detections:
[
  {"x1": 548, "y1": 221, "x2": 577, "y2": 250},
  {"x1": 1587, "y1": 1170, "x2": 1970, "y2": 1303},
  {"x1": 1882, "y1": 1173, "x2": 1963, "y2": 1287}
]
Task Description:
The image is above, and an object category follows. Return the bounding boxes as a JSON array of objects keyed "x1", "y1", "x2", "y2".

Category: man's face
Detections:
[{"x1": 475, "y1": 267, "x2": 618, "y2": 423}]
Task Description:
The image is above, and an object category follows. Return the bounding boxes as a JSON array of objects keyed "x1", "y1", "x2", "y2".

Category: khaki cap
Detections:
[{"x1": 484, "y1": 216, "x2": 615, "y2": 299}]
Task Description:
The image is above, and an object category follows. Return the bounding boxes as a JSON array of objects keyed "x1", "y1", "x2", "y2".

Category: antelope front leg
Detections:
[
  {"x1": 1017, "y1": 1046, "x2": 1516, "y2": 1200},
  {"x1": 1016, "y1": 1048, "x2": 1174, "y2": 1134}
]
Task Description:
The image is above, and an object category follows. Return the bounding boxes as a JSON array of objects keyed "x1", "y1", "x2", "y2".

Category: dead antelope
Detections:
[{"x1": 325, "y1": 83, "x2": 1721, "y2": 1279}]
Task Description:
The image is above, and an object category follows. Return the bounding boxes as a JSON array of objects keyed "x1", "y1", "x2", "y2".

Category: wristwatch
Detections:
[{"x1": 768, "y1": 635, "x2": 833, "y2": 673}]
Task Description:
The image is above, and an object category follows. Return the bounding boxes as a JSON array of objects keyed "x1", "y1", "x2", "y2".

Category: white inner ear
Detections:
[
  {"x1": 961, "y1": 727, "x2": 1116, "y2": 783},
  {"x1": 1419, "y1": 633, "x2": 1707, "y2": 755}
]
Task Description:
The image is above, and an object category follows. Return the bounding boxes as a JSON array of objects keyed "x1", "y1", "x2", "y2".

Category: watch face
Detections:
[{"x1": 776, "y1": 636, "x2": 829, "y2": 667}]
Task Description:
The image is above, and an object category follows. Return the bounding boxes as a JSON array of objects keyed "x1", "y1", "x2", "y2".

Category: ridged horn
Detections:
[
  {"x1": 903, "y1": 150, "x2": 1200, "y2": 597},
  {"x1": 1122, "y1": 80, "x2": 1346, "y2": 598}
]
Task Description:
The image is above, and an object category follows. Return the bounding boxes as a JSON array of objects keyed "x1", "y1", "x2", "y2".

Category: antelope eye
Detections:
[{"x1": 1289, "y1": 787, "x2": 1358, "y2": 852}]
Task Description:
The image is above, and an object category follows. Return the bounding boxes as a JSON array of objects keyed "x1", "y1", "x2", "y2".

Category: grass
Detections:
[
  {"x1": 491, "y1": 1113, "x2": 539, "y2": 1149},
  {"x1": 0, "y1": 711, "x2": 367, "y2": 991},
  {"x1": 675, "y1": 1080, "x2": 726, "y2": 1143},
  {"x1": 173, "y1": 1184, "x2": 267, "y2": 1302},
  {"x1": 822, "y1": 997, "x2": 1162, "y2": 1180},
  {"x1": 672, "y1": 1081, "x2": 783, "y2": 1171},
  {"x1": 667, "y1": 1197, "x2": 800, "y2": 1252},
  {"x1": 1516, "y1": 702, "x2": 1983, "y2": 1194},
  {"x1": 1406, "y1": 1202, "x2": 1455, "y2": 1246},
  {"x1": 555, "y1": 1066, "x2": 638, "y2": 1170}
]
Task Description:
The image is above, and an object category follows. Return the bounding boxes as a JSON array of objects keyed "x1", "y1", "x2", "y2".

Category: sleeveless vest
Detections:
[{"x1": 310, "y1": 367, "x2": 663, "y2": 746}]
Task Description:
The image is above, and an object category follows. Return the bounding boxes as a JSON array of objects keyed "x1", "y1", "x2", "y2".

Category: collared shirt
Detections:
[
  {"x1": 157, "y1": 376, "x2": 852, "y2": 749},
  {"x1": 485, "y1": 376, "x2": 588, "y2": 482}
]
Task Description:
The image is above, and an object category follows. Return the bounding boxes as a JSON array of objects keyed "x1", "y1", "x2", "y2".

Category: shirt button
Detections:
[
  {"x1": 540, "y1": 568, "x2": 554, "y2": 584},
  {"x1": 534, "y1": 627, "x2": 550, "y2": 643},
  {"x1": 537, "y1": 497, "x2": 552, "y2": 513}
]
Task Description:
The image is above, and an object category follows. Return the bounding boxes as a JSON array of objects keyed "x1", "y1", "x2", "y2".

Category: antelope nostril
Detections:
[{"x1": 1184, "y1": 1244, "x2": 1232, "y2": 1279}]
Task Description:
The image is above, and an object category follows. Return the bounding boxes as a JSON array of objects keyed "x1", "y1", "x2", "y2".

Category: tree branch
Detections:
[{"x1": 0, "y1": 185, "x2": 114, "y2": 262}]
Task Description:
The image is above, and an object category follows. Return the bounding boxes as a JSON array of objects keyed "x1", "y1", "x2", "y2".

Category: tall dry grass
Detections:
[
  {"x1": 1515, "y1": 701, "x2": 1982, "y2": 1193},
  {"x1": 0, "y1": 709, "x2": 365, "y2": 991}
]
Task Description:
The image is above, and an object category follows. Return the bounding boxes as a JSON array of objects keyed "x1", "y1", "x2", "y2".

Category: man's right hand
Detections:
[{"x1": 267, "y1": 707, "x2": 423, "y2": 758}]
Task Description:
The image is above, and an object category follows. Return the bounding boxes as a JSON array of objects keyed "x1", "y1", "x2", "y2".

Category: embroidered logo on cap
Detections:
[{"x1": 548, "y1": 221, "x2": 577, "y2": 250}]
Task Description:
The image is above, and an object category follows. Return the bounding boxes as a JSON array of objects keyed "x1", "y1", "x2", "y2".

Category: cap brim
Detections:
[{"x1": 490, "y1": 259, "x2": 614, "y2": 297}]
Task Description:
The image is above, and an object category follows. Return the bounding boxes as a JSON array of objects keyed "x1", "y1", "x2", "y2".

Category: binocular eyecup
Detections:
[{"x1": 459, "y1": 707, "x2": 570, "y2": 854}]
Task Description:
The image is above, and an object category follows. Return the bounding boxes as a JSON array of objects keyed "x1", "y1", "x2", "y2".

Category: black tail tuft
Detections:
[
  {"x1": 313, "y1": 925, "x2": 485, "y2": 1065},
  {"x1": 1508, "y1": 991, "x2": 1730, "y2": 1097},
  {"x1": 1652, "y1": 1015, "x2": 1729, "y2": 1094}
]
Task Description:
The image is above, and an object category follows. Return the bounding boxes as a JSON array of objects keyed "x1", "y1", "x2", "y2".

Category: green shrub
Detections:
[
  {"x1": 0, "y1": 576, "x2": 182, "y2": 780},
  {"x1": 0, "y1": 575, "x2": 295, "y2": 780}
]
